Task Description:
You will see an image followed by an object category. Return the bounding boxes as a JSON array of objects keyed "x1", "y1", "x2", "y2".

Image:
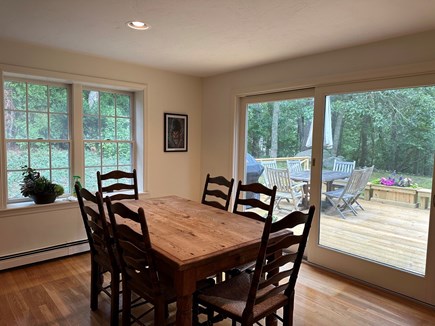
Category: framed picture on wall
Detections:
[{"x1": 164, "y1": 113, "x2": 188, "y2": 152}]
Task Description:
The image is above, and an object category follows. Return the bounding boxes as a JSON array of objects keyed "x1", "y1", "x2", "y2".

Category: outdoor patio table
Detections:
[
  {"x1": 118, "y1": 195, "x2": 289, "y2": 326},
  {"x1": 290, "y1": 170, "x2": 350, "y2": 207}
]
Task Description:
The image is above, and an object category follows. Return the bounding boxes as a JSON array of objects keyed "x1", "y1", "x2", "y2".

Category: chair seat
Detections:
[{"x1": 198, "y1": 272, "x2": 288, "y2": 321}]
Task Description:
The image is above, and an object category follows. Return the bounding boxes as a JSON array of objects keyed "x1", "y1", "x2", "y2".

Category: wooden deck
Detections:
[{"x1": 275, "y1": 199, "x2": 430, "y2": 275}]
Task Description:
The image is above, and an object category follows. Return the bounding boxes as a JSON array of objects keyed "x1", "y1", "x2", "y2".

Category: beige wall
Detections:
[
  {"x1": 201, "y1": 30, "x2": 435, "y2": 180},
  {"x1": 0, "y1": 38, "x2": 203, "y2": 200},
  {"x1": 0, "y1": 38, "x2": 202, "y2": 265}
]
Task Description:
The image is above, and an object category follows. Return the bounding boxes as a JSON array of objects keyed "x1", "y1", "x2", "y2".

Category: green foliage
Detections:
[
  {"x1": 20, "y1": 166, "x2": 64, "y2": 198},
  {"x1": 247, "y1": 86, "x2": 435, "y2": 179}
]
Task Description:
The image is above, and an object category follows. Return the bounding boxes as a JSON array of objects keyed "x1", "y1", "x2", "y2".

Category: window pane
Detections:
[
  {"x1": 102, "y1": 142, "x2": 117, "y2": 166},
  {"x1": 116, "y1": 94, "x2": 131, "y2": 117},
  {"x1": 83, "y1": 115, "x2": 99, "y2": 140},
  {"x1": 101, "y1": 117, "x2": 115, "y2": 140},
  {"x1": 30, "y1": 142, "x2": 50, "y2": 168},
  {"x1": 51, "y1": 143, "x2": 69, "y2": 168},
  {"x1": 85, "y1": 167, "x2": 99, "y2": 191},
  {"x1": 29, "y1": 112, "x2": 48, "y2": 139},
  {"x1": 8, "y1": 171, "x2": 23, "y2": 199},
  {"x1": 319, "y1": 86, "x2": 435, "y2": 275},
  {"x1": 4, "y1": 81, "x2": 26, "y2": 111},
  {"x1": 49, "y1": 86, "x2": 68, "y2": 113},
  {"x1": 82, "y1": 90, "x2": 99, "y2": 115},
  {"x1": 7, "y1": 142, "x2": 28, "y2": 170},
  {"x1": 100, "y1": 92, "x2": 115, "y2": 116},
  {"x1": 50, "y1": 114, "x2": 69, "y2": 139},
  {"x1": 5, "y1": 110, "x2": 27, "y2": 139},
  {"x1": 84, "y1": 142, "x2": 101, "y2": 167},
  {"x1": 118, "y1": 143, "x2": 132, "y2": 165},
  {"x1": 117, "y1": 117, "x2": 131, "y2": 140},
  {"x1": 28, "y1": 83, "x2": 48, "y2": 112},
  {"x1": 52, "y1": 168, "x2": 70, "y2": 194}
]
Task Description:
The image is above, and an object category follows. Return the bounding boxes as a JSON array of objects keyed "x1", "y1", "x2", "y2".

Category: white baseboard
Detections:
[{"x1": 0, "y1": 240, "x2": 90, "y2": 271}]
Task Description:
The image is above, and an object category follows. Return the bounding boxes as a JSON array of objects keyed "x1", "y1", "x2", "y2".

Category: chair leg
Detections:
[
  {"x1": 110, "y1": 272, "x2": 120, "y2": 326},
  {"x1": 122, "y1": 284, "x2": 131, "y2": 326},
  {"x1": 283, "y1": 292, "x2": 295, "y2": 326},
  {"x1": 154, "y1": 297, "x2": 166, "y2": 326},
  {"x1": 90, "y1": 260, "x2": 100, "y2": 310}
]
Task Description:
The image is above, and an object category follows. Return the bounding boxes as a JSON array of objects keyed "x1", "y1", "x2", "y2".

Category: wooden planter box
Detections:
[{"x1": 370, "y1": 185, "x2": 418, "y2": 208}]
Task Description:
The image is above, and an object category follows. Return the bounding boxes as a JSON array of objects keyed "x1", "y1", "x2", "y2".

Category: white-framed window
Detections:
[
  {"x1": 4, "y1": 78, "x2": 71, "y2": 201},
  {"x1": 2, "y1": 76, "x2": 137, "y2": 204}
]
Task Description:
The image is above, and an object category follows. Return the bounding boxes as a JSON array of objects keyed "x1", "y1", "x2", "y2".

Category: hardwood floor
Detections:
[{"x1": 0, "y1": 253, "x2": 433, "y2": 325}]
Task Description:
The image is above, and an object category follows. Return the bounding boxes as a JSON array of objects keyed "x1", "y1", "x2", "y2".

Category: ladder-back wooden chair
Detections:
[
  {"x1": 201, "y1": 174, "x2": 235, "y2": 211},
  {"x1": 97, "y1": 169, "x2": 138, "y2": 201},
  {"x1": 195, "y1": 206, "x2": 316, "y2": 325},
  {"x1": 105, "y1": 198, "x2": 177, "y2": 325},
  {"x1": 227, "y1": 181, "x2": 277, "y2": 277},
  {"x1": 232, "y1": 181, "x2": 277, "y2": 222},
  {"x1": 75, "y1": 184, "x2": 120, "y2": 326}
]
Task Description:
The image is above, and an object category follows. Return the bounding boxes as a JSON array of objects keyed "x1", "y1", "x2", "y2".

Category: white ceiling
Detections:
[{"x1": 1, "y1": 0, "x2": 435, "y2": 77}]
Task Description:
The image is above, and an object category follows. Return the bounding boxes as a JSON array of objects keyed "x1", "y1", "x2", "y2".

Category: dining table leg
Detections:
[
  {"x1": 176, "y1": 295, "x2": 193, "y2": 326},
  {"x1": 174, "y1": 270, "x2": 196, "y2": 326}
]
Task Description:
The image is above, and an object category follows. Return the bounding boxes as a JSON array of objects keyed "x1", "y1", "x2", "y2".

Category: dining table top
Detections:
[
  {"x1": 117, "y1": 195, "x2": 280, "y2": 325},
  {"x1": 121, "y1": 195, "x2": 267, "y2": 271}
]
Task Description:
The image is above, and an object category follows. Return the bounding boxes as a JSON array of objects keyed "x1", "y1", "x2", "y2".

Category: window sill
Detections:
[{"x1": 0, "y1": 197, "x2": 79, "y2": 218}]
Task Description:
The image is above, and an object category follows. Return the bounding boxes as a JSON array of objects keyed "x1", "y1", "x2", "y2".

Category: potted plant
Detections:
[
  {"x1": 370, "y1": 171, "x2": 419, "y2": 207},
  {"x1": 20, "y1": 166, "x2": 64, "y2": 204}
]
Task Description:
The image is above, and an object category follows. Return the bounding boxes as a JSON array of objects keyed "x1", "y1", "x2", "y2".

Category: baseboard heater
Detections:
[{"x1": 0, "y1": 239, "x2": 90, "y2": 271}]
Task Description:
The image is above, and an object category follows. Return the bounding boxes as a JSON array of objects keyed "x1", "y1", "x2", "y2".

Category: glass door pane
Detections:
[
  {"x1": 319, "y1": 86, "x2": 435, "y2": 276},
  {"x1": 243, "y1": 93, "x2": 314, "y2": 217}
]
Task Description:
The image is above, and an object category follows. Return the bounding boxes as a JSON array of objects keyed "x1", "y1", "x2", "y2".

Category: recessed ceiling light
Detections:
[{"x1": 127, "y1": 21, "x2": 151, "y2": 30}]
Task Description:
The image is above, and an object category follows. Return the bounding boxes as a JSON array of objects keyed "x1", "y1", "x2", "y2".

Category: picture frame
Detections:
[{"x1": 164, "y1": 113, "x2": 188, "y2": 152}]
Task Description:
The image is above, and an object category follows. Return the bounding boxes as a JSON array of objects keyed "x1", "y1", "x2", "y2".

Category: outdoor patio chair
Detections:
[
  {"x1": 260, "y1": 160, "x2": 278, "y2": 188},
  {"x1": 267, "y1": 167, "x2": 306, "y2": 211},
  {"x1": 201, "y1": 174, "x2": 234, "y2": 211},
  {"x1": 195, "y1": 206, "x2": 315, "y2": 326},
  {"x1": 332, "y1": 159, "x2": 356, "y2": 189},
  {"x1": 333, "y1": 159, "x2": 356, "y2": 173},
  {"x1": 286, "y1": 160, "x2": 304, "y2": 173},
  {"x1": 97, "y1": 169, "x2": 139, "y2": 201},
  {"x1": 324, "y1": 166, "x2": 373, "y2": 218}
]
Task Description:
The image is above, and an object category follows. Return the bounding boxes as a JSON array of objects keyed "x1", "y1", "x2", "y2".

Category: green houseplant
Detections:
[{"x1": 20, "y1": 166, "x2": 64, "y2": 204}]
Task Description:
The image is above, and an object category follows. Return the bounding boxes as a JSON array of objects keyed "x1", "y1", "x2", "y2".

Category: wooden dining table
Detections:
[{"x1": 120, "y1": 195, "x2": 283, "y2": 326}]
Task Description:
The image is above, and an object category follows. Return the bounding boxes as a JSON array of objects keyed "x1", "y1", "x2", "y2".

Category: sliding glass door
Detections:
[
  {"x1": 238, "y1": 75, "x2": 435, "y2": 305},
  {"x1": 309, "y1": 75, "x2": 435, "y2": 305}
]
